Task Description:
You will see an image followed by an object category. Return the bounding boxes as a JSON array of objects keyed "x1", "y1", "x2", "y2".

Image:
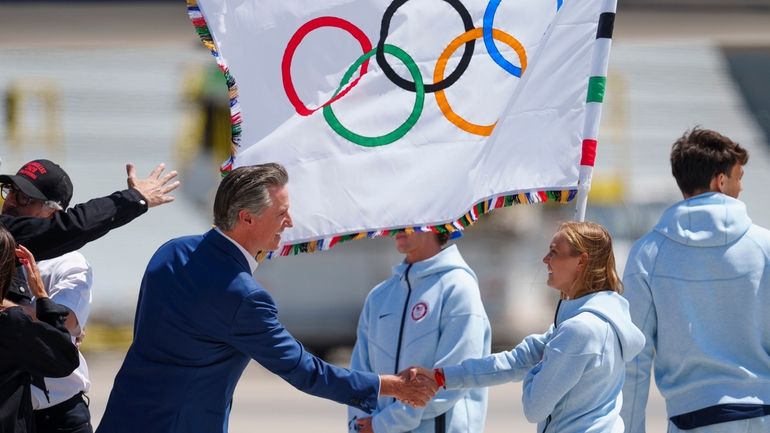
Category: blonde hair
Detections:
[{"x1": 558, "y1": 221, "x2": 622, "y2": 298}]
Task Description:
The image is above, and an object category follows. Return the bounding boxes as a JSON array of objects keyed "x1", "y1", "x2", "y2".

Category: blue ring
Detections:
[
  {"x1": 482, "y1": 0, "x2": 563, "y2": 77},
  {"x1": 482, "y1": 0, "x2": 522, "y2": 77}
]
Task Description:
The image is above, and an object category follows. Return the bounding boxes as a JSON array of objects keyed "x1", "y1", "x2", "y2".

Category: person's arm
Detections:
[
  {"x1": 521, "y1": 321, "x2": 599, "y2": 423},
  {"x1": 348, "y1": 296, "x2": 377, "y2": 432},
  {"x1": 41, "y1": 254, "x2": 93, "y2": 336},
  {"x1": 229, "y1": 286, "x2": 434, "y2": 413},
  {"x1": 8, "y1": 246, "x2": 79, "y2": 377},
  {"x1": 621, "y1": 260, "x2": 657, "y2": 433},
  {"x1": 4, "y1": 305, "x2": 79, "y2": 378},
  {"x1": 441, "y1": 327, "x2": 552, "y2": 390},
  {"x1": 2, "y1": 163, "x2": 178, "y2": 260},
  {"x1": 370, "y1": 275, "x2": 490, "y2": 433}
]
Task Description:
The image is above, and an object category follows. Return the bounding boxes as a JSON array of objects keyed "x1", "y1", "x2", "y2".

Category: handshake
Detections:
[{"x1": 379, "y1": 366, "x2": 441, "y2": 407}]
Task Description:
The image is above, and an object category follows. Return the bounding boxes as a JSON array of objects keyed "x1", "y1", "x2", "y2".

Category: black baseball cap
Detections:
[{"x1": 0, "y1": 159, "x2": 73, "y2": 209}]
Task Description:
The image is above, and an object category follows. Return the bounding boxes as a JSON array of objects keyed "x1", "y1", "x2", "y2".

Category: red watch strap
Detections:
[{"x1": 434, "y1": 368, "x2": 446, "y2": 388}]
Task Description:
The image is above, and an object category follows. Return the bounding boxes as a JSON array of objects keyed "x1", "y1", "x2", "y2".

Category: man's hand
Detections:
[
  {"x1": 379, "y1": 367, "x2": 438, "y2": 407},
  {"x1": 126, "y1": 163, "x2": 180, "y2": 208}
]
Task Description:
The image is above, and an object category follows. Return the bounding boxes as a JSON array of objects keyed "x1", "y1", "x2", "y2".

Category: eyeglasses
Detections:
[{"x1": 1, "y1": 183, "x2": 36, "y2": 207}]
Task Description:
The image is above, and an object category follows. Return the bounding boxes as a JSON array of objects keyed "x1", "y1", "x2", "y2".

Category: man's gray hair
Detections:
[
  {"x1": 213, "y1": 163, "x2": 289, "y2": 231},
  {"x1": 44, "y1": 200, "x2": 64, "y2": 212}
]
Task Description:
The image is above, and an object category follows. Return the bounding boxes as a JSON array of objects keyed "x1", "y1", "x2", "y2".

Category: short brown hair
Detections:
[
  {"x1": 558, "y1": 221, "x2": 622, "y2": 298},
  {"x1": 670, "y1": 128, "x2": 748, "y2": 196},
  {"x1": 213, "y1": 163, "x2": 289, "y2": 231}
]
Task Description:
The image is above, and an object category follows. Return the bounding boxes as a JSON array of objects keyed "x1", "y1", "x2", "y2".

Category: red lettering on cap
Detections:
[{"x1": 19, "y1": 162, "x2": 46, "y2": 180}]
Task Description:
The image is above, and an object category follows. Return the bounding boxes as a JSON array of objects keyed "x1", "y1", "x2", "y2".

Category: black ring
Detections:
[{"x1": 376, "y1": 0, "x2": 476, "y2": 93}]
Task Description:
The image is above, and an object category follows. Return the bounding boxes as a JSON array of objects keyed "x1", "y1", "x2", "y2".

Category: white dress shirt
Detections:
[{"x1": 30, "y1": 251, "x2": 92, "y2": 409}]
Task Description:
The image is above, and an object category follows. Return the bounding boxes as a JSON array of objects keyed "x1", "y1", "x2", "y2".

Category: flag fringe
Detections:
[
  {"x1": 187, "y1": 0, "x2": 241, "y2": 175},
  {"x1": 256, "y1": 188, "x2": 577, "y2": 260}
]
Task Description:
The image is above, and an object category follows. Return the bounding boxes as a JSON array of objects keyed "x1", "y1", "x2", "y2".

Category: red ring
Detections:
[{"x1": 282, "y1": 17, "x2": 373, "y2": 116}]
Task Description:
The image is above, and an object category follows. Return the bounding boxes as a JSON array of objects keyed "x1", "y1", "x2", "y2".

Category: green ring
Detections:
[{"x1": 323, "y1": 44, "x2": 425, "y2": 147}]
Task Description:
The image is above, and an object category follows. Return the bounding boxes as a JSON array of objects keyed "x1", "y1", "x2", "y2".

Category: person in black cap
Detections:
[
  {"x1": 0, "y1": 160, "x2": 179, "y2": 261},
  {"x1": 1, "y1": 160, "x2": 96, "y2": 433},
  {"x1": 0, "y1": 160, "x2": 73, "y2": 218}
]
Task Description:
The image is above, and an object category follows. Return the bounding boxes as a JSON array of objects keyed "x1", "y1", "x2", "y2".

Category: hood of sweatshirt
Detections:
[
  {"x1": 556, "y1": 291, "x2": 645, "y2": 362},
  {"x1": 392, "y1": 244, "x2": 477, "y2": 282},
  {"x1": 654, "y1": 192, "x2": 751, "y2": 248}
]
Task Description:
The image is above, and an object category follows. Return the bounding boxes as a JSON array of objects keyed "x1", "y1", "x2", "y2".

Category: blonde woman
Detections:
[{"x1": 410, "y1": 221, "x2": 645, "y2": 433}]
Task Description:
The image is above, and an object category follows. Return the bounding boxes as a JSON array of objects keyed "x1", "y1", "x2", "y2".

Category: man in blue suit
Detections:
[{"x1": 97, "y1": 163, "x2": 436, "y2": 433}]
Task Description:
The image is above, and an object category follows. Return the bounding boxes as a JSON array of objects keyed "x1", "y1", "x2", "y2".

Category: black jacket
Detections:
[
  {"x1": 0, "y1": 298, "x2": 79, "y2": 433},
  {"x1": 0, "y1": 188, "x2": 147, "y2": 261}
]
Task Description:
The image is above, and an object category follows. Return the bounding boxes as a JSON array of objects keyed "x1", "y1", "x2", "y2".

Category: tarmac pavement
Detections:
[{"x1": 86, "y1": 350, "x2": 669, "y2": 433}]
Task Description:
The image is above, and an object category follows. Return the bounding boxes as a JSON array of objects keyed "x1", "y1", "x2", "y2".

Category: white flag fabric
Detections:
[{"x1": 187, "y1": 0, "x2": 616, "y2": 256}]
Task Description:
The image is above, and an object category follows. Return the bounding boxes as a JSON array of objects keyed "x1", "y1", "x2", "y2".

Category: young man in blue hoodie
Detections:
[
  {"x1": 621, "y1": 128, "x2": 770, "y2": 433},
  {"x1": 348, "y1": 231, "x2": 491, "y2": 433}
]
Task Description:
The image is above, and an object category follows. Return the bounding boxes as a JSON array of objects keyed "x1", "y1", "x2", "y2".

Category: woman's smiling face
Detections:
[{"x1": 542, "y1": 231, "x2": 583, "y2": 296}]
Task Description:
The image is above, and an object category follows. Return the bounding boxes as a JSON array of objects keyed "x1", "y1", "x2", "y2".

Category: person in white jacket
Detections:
[
  {"x1": 348, "y1": 231, "x2": 491, "y2": 433},
  {"x1": 409, "y1": 221, "x2": 645, "y2": 433}
]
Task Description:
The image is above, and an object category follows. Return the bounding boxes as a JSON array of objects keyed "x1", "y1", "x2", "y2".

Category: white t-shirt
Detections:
[{"x1": 30, "y1": 251, "x2": 93, "y2": 410}]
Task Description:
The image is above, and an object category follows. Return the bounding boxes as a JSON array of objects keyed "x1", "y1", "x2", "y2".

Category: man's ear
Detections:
[
  {"x1": 709, "y1": 173, "x2": 727, "y2": 193},
  {"x1": 238, "y1": 209, "x2": 253, "y2": 225}
]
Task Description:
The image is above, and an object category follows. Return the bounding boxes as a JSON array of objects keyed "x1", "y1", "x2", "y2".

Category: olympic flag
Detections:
[{"x1": 187, "y1": 0, "x2": 616, "y2": 256}]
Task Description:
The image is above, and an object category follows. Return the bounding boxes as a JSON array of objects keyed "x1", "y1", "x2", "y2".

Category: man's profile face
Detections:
[
  {"x1": 249, "y1": 185, "x2": 293, "y2": 251},
  {"x1": 1, "y1": 183, "x2": 51, "y2": 218}
]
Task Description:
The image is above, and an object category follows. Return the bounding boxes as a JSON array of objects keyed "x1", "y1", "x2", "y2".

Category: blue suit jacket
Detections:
[{"x1": 97, "y1": 229, "x2": 378, "y2": 433}]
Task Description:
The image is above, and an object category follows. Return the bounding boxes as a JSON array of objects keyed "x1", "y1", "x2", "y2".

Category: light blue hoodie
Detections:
[
  {"x1": 622, "y1": 193, "x2": 770, "y2": 433},
  {"x1": 348, "y1": 245, "x2": 491, "y2": 433},
  {"x1": 443, "y1": 290, "x2": 645, "y2": 433}
]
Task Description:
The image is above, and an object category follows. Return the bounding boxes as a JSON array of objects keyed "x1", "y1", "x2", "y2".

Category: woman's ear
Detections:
[{"x1": 577, "y1": 252, "x2": 589, "y2": 270}]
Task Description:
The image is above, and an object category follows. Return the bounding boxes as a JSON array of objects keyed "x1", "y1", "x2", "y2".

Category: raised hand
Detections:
[
  {"x1": 15, "y1": 245, "x2": 46, "y2": 299},
  {"x1": 126, "y1": 162, "x2": 180, "y2": 208}
]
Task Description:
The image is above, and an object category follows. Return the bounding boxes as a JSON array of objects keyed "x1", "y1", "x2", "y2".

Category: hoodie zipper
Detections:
[
  {"x1": 539, "y1": 300, "x2": 561, "y2": 433},
  {"x1": 393, "y1": 263, "x2": 414, "y2": 375},
  {"x1": 541, "y1": 415, "x2": 552, "y2": 433}
]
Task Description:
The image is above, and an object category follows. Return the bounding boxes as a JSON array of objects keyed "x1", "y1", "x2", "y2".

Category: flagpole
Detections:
[{"x1": 574, "y1": 0, "x2": 617, "y2": 222}]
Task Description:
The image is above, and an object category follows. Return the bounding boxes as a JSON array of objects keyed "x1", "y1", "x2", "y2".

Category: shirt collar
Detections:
[{"x1": 214, "y1": 227, "x2": 259, "y2": 274}]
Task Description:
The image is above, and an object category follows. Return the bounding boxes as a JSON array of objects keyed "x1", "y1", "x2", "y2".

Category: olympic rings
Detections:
[
  {"x1": 376, "y1": 0, "x2": 475, "y2": 93},
  {"x1": 281, "y1": 17, "x2": 372, "y2": 116},
  {"x1": 434, "y1": 28, "x2": 526, "y2": 136},
  {"x1": 282, "y1": 1, "x2": 533, "y2": 145},
  {"x1": 323, "y1": 44, "x2": 425, "y2": 147}
]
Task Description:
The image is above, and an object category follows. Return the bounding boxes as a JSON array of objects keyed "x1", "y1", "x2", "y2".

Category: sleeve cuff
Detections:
[{"x1": 441, "y1": 364, "x2": 466, "y2": 390}]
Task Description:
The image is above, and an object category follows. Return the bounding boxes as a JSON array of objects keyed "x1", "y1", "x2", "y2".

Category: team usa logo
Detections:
[
  {"x1": 280, "y1": 0, "x2": 550, "y2": 147},
  {"x1": 411, "y1": 301, "x2": 429, "y2": 321}
]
